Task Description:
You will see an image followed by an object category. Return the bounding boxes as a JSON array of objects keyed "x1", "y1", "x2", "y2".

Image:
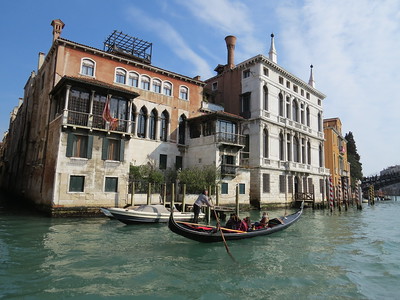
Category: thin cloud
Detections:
[
  {"x1": 277, "y1": 0, "x2": 400, "y2": 174},
  {"x1": 125, "y1": 6, "x2": 213, "y2": 78}
]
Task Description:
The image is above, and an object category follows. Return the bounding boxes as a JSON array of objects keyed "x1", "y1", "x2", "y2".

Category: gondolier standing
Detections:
[{"x1": 193, "y1": 189, "x2": 212, "y2": 223}]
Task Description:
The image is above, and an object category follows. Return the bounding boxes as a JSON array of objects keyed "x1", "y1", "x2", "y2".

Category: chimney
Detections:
[
  {"x1": 225, "y1": 35, "x2": 237, "y2": 69},
  {"x1": 37, "y1": 52, "x2": 45, "y2": 71},
  {"x1": 51, "y1": 19, "x2": 65, "y2": 42}
]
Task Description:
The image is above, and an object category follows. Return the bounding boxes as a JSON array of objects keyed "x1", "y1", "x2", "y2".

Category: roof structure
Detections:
[{"x1": 104, "y1": 30, "x2": 152, "y2": 64}]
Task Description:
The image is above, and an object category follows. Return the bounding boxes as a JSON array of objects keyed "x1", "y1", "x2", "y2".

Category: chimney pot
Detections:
[
  {"x1": 225, "y1": 35, "x2": 237, "y2": 69},
  {"x1": 51, "y1": 19, "x2": 65, "y2": 42}
]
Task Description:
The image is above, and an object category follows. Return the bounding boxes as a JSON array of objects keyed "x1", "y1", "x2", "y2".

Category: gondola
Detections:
[{"x1": 168, "y1": 202, "x2": 304, "y2": 243}]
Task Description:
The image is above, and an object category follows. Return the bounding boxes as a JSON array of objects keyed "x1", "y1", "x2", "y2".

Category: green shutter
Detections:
[
  {"x1": 102, "y1": 138, "x2": 109, "y2": 160},
  {"x1": 66, "y1": 133, "x2": 74, "y2": 157},
  {"x1": 119, "y1": 139, "x2": 125, "y2": 162},
  {"x1": 87, "y1": 135, "x2": 93, "y2": 159}
]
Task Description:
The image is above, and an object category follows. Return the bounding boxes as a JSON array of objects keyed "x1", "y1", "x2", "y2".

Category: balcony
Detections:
[
  {"x1": 63, "y1": 110, "x2": 131, "y2": 133},
  {"x1": 215, "y1": 132, "x2": 245, "y2": 147},
  {"x1": 221, "y1": 164, "x2": 237, "y2": 176}
]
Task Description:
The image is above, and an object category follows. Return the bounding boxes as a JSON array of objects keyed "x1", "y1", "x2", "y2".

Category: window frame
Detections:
[
  {"x1": 115, "y1": 67, "x2": 127, "y2": 84},
  {"x1": 105, "y1": 177, "x2": 118, "y2": 192},
  {"x1": 66, "y1": 133, "x2": 93, "y2": 159},
  {"x1": 128, "y1": 71, "x2": 139, "y2": 87},
  {"x1": 80, "y1": 58, "x2": 95, "y2": 77},
  {"x1": 101, "y1": 138, "x2": 125, "y2": 162},
  {"x1": 141, "y1": 75, "x2": 150, "y2": 90},
  {"x1": 163, "y1": 81, "x2": 172, "y2": 96},
  {"x1": 179, "y1": 86, "x2": 189, "y2": 100},
  {"x1": 69, "y1": 175, "x2": 85, "y2": 192}
]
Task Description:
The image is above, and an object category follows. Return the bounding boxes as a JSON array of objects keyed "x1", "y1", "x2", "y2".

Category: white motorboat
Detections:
[{"x1": 107, "y1": 204, "x2": 204, "y2": 224}]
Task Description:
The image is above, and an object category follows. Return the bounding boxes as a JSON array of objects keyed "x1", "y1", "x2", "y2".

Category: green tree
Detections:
[
  {"x1": 345, "y1": 131, "x2": 363, "y2": 186},
  {"x1": 178, "y1": 165, "x2": 218, "y2": 193}
]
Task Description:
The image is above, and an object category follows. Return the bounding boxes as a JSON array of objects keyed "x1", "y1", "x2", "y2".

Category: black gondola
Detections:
[{"x1": 168, "y1": 202, "x2": 304, "y2": 243}]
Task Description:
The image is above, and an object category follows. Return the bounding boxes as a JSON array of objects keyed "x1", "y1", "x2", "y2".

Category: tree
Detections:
[{"x1": 345, "y1": 131, "x2": 363, "y2": 186}]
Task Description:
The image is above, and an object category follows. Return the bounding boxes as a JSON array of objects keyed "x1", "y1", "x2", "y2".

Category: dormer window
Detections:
[{"x1": 81, "y1": 58, "x2": 95, "y2": 77}]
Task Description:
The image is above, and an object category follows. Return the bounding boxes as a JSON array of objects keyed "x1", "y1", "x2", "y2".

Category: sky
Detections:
[{"x1": 1, "y1": 0, "x2": 399, "y2": 176}]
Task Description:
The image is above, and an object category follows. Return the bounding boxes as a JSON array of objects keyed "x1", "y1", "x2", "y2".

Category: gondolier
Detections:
[{"x1": 193, "y1": 189, "x2": 212, "y2": 223}]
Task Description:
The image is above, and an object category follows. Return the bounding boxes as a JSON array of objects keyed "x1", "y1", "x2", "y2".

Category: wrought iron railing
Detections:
[
  {"x1": 221, "y1": 164, "x2": 237, "y2": 175},
  {"x1": 215, "y1": 132, "x2": 245, "y2": 146}
]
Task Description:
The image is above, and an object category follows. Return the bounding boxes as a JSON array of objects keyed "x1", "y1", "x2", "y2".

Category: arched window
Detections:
[
  {"x1": 115, "y1": 68, "x2": 127, "y2": 84},
  {"x1": 301, "y1": 138, "x2": 306, "y2": 163},
  {"x1": 137, "y1": 107, "x2": 148, "y2": 138},
  {"x1": 292, "y1": 100, "x2": 298, "y2": 122},
  {"x1": 307, "y1": 141, "x2": 311, "y2": 164},
  {"x1": 163, "y1": 82, "x2": 172, "y2": 96},
  {"x1": 318, "y1": 112, "x2": 322, "y2": 132},
  {"x1": 178, "y1": 114, "x2": 186, "y2": 144},
  {"x1": 128, "y1": 72, "x2": 139, "y2": 87},
  {"x1": 81, "y1": 58, "x2": 95, "y2": 76},
  {"x1": 131, "y1": 104, "x2": 136, "y2": 134},
  {"x1": 279, "y1": 133, "x2": 284, "y2": 160},
  {"x1": 152, "y1": 79, "x2": 162, "y2": 93},
  {"x1": 179, "y1": 86, "x2": 189, "y2": 100},
  {"x1": 263, "y1": 86, "x2": 268, "y2": 111},
  {"x1": 286, "y1": 97, "x2": 291, "y2": 119},
  {"x1": 149, "y1": 109, "x2": 157, "y2": 140},
  {"x1": 293, "y1": 136, "x2": 299, "y2": 162},
  {"x1": 279, "y1": 93, "x2": 284, "y2": 117},
  {"x1": 306, "y1": 107, "x2": 310, "y2": 126},
  {"x1": 287, "y1": 134, "x2": 292, "y2": 161},
  {"x1": 263, "y1": 128, "x2": 269, "y2": 158},
  {"x1": 160, "y1": 110, "x2": 169, "y2": 141},
  {"x1": 319, "y1": 144, "x2": 324, "y2": 167},
  {"x1": 141, "y1": 75, "x2": 150, "y2": 90}
]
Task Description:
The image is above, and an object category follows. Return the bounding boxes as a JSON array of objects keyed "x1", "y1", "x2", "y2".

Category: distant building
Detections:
[
  {"x1": 323, "y1": 118, "x2": 351, "y2": 201},
  {"x1": 204, "y1": 34, "x2": 330, "y2": 206},
  {"x1": 0, "y1": 20, "x2": 250, "y2": 214}
]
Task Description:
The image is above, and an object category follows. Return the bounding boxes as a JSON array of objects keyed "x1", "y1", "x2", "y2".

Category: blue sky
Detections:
[{"x1": 1, "y1": 0, "x2": 399, "y2": 176}]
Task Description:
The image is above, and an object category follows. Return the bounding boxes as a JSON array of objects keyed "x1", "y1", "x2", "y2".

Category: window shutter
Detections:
[
  {"x1": 87, "y1": 135, "x2": 93, "y2": 159},
  {"x1": 263, "y1": 174, "x2": 270, "y2": 193},
  {"x1": 119, "y1": 139, "x2": 125, "y2": 162},
  {"x1": 66, "y1": 133, "x2": 74, "y2": 157},
  {"x1": 102, "y1": 138, "x2": 109, "y2": 160}
]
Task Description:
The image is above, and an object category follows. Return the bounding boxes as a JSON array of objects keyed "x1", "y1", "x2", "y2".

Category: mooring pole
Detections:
[
  {"x1": 171, "y1": 183, "x2": 175, "y2": 210},
  {"x1": 147, "y1": 182, "x2": 151, "y2": 205},
  {"x1": 182, "y1": 184, "x2": 186, "y2": 212},
  {"x1": 235, "y1": 184, "x2": 239, "y2": 215}
]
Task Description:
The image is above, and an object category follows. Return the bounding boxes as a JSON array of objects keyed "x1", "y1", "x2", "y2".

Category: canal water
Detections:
[{"x1": 1, "y1": 197, "x2": 399, "y2": 299}]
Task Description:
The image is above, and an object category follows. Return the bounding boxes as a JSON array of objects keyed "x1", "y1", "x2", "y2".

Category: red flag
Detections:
[{"x1": 102, "y1": 96, "x2": 118, "y2": 130}]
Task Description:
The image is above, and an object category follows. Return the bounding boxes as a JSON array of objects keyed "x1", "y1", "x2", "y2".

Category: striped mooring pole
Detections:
[{"x1": 329, "y1": 176, "x2": 334, "y2": 212}]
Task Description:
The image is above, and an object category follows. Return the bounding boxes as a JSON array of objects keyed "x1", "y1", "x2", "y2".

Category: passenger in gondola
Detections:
[
  {"x1": 255, "y1": 211, "x2": 269, "y2": 229},
  {"x1": 239, "y1": 217, "x2": 251, "y2": 231},
  {"x1": 225, "y1": 213, "x2": 236, "y2": 229}
]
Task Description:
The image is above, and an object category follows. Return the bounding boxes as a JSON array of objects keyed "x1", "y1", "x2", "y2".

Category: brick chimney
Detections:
[
  {"x1": 225, "y1": 35, "x2": 237, "y2": 69},
  {"x1": 51, "y1": 19, "x2": 65, "y2": 42}
]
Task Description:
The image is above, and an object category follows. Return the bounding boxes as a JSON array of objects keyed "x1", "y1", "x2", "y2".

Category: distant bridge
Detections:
[{"x1": 361, "y1": 171, "x2": 400, "y2": 192}]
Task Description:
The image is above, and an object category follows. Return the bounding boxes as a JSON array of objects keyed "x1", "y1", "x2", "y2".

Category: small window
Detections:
[
  {"x1": 179, "y1": 86, "x2": 188, "y2": 100},
  {"x1": 239, "y1": 183, "x2": 245, "y2": 194},
  {"x1": 115, "y1": 68, "x2": 126, "y2": 84},
  {"x1": 306, "y1": 92, "x2": 310, "y2": 99},
  {"x1": 279, "y1": 175, "x2": 286, "y2": 193},
  {"x1": 128, "y1": 72, "x2": 138, "y2": 87},
  {"x1": 69, "y1": 175, "x2": 85, "y2": 192},
  {"x1": 263, "y1": 174, "x2": 270, "y2": 193},
  {"x1": 293, "y1": 85, "x2": 298, "y2": 93},
  {"x1": 301, "y1": 89, "x2": 304, "y2": 96},
  {"x1": 221, "y1": 183, "x2": 228, "y2": 194},
  {"x1": 243, "y1": 69, "x2": 250, "y2": 78},
  {"x1": 212, "y1": 82, "x2": 218, "y2": 91},
  {"x1": 175, "y1": 156, "x2": 182, "y2": 170},
  {"x1": 81, "y1": 59, "x2": 95, "y2": 76},
  {"x1": 279, "y1": 76, "x2": 284, "y2": 84},
  {"x1": 318, "y1": 99, "x2": 321, "y2": 106},
  {"x1": 152, "y1": 79, "x2": 162, "y2": 93},
  {"x1": 105, "y1": 177, "x2": 118, "y2": 192},
  {"x1": 160, "y1": 154, "x2": 167, "y2": 170},
  {"x1": 263, "y1": 68, "x2": 269, "y2": 76},
  {"x1": 163, "y1": 82, "x2": 172, "y2": 96},
  {"x1": 286, "y1": 81, "x2": 290, "y2": 88},
  {"x1": 141, "y1": 75, "x2": 150, "y2": 90}
]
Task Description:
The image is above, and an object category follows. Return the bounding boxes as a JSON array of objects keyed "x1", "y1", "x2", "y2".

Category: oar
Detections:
[{"x1": 210, "y1": 197, "x2": 235, "y2": 261}]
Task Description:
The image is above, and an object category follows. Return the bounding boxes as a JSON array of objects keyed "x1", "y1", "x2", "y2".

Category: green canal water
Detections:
[{"x1": 1, "y1": 197, "x2": 399, "y2": 300}]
